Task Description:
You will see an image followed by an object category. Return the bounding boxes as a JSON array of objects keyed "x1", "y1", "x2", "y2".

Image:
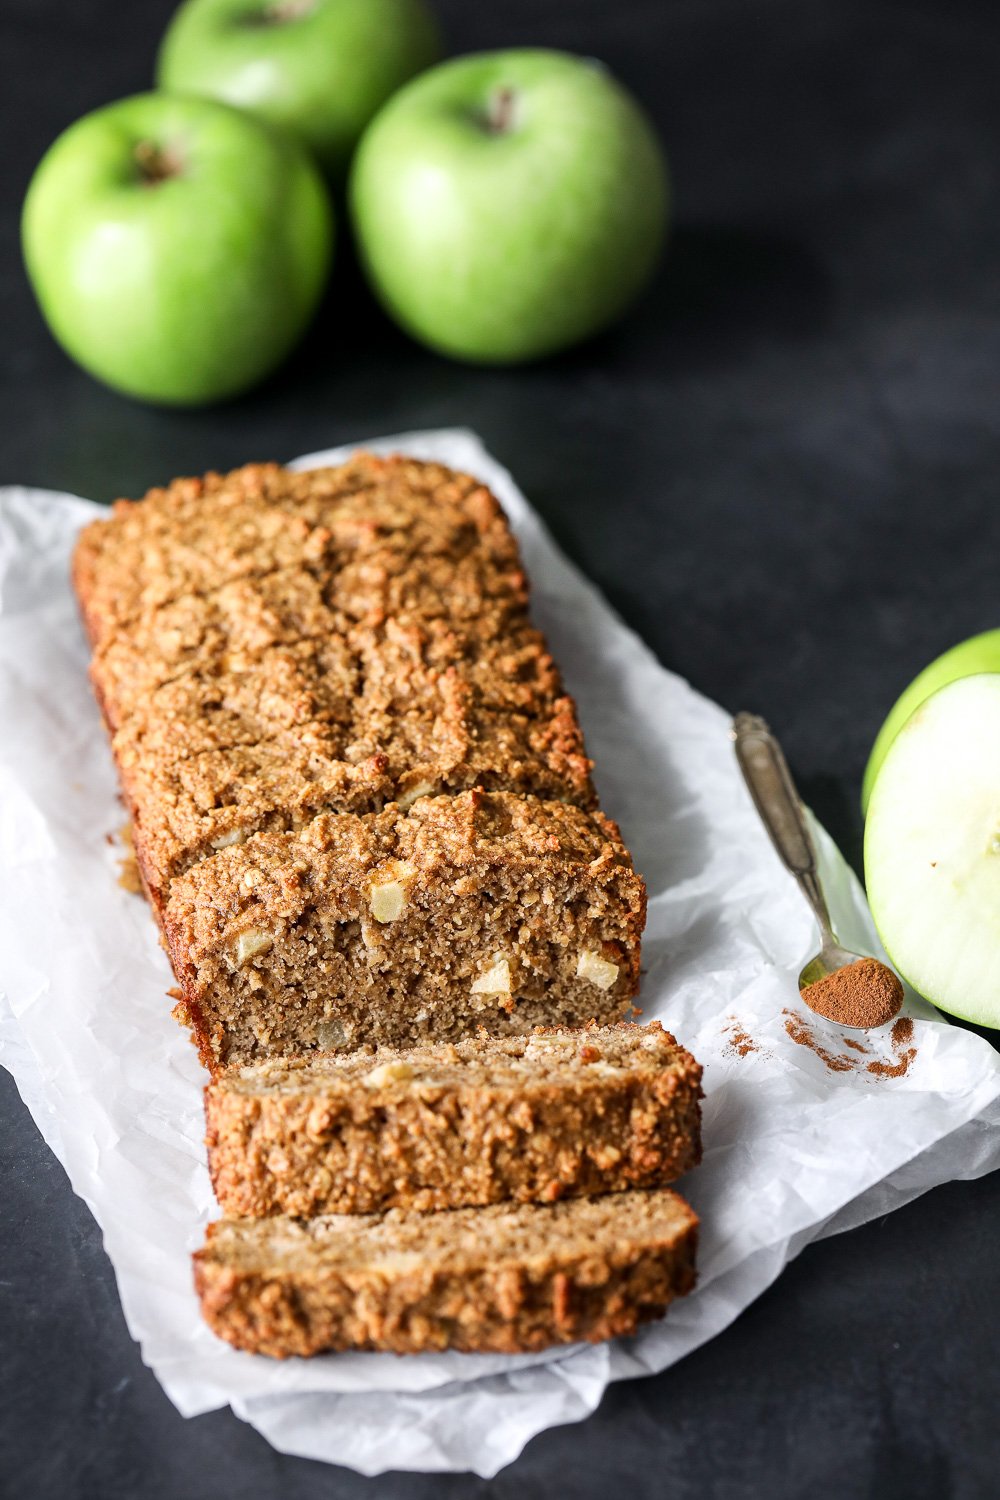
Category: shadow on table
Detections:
[{"x1": 652, "y1": 223, "x2": 834, "y2": 355}]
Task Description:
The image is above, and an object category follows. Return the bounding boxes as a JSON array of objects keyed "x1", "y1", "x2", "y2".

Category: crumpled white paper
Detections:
[{"x1": 2, "y1": 428, "x2": 1000, "y2": 1478}]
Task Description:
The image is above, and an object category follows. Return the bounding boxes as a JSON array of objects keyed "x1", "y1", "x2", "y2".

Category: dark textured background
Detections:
[{"x1": 2, "y1": 1, "x2": 1000, "y2": 1494}]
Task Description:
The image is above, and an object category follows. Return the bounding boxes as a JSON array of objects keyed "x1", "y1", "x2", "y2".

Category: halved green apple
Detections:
[
  {"x1": 862, "y1": 629, "x2": 1000, "y2": 813},
  {"x1": 864, "y1": 673, "x2": 1000, "y2": 1026}
]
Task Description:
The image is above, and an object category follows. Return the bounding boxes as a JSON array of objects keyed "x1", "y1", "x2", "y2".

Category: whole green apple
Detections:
[
  {"x1": 157, "y1": 0, "x2": 442, "y2": 177},
  {"x1": 22, "y1": 93, "x2": 333, "y2": 406},
  {"x1": 349, "y1": 49, "x2": 669, "y2": 363},
  {"x1": 861, "y1": 629, "x2": 1000, "y2": 813}
]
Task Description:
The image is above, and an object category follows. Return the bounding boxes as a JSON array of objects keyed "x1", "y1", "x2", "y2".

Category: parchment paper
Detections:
[{"x1": 2, "y1": 429, "x2": 999, "y2": 1477}]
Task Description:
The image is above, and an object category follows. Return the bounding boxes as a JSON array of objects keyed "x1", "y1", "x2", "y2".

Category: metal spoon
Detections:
[{"x1": 731, "y1": 711, "x2": 902, "y2": 1030}]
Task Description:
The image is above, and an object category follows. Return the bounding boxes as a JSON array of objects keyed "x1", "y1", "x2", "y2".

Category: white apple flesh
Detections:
[{"x1": 864, "y1": 673, "x2": 1000, "y2": 1025}]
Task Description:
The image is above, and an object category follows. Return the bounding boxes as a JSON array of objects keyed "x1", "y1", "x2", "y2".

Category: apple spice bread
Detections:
[
  {"x1": 74, "y1": 455, "x2": 598, "y2": 916},
  {"x1": 73, "y1": 454, "x2": 527, "y2": 647},
  {"x1": 72, "y1": 453, "x2": 646, "y2": 1067},
  {"x1": 107, "y1": 617, "x2": 591, "y2": 908},
  {"x1": 167, "y1": 790, "x2": 646, "y2": 1072},
  {"x1": 205, "y1": 1021, "x2": 703, "y2": 1218},
  {"x1": 193, "y1": 1187, "x2": 699, "y2": 1358}
]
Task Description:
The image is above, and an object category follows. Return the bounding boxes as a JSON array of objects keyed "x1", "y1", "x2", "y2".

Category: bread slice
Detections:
[
  {"x1": 205, "y1": 1022, "x2": 703, "y2": 1218},
  {"x1": 193, "y1": 1188, "x2": 699, "y2": 1357},
  {"x1": 167, "y1": 790, "x2": 646, "y2": 1073}
]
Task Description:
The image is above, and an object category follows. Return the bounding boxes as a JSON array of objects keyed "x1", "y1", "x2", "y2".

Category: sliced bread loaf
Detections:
[
  {"x1": 194, "y1": 1187, "x2": 699, "y2": 1357},
  {"x1": 205, "y1": 1021, "x2": 703, "y2": 1218},
  {"x1": 168, "y1": 790, "x2": 645, "y2": 1072}
]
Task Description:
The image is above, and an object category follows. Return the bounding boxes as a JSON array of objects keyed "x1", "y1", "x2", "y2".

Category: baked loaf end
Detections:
[
  {"x1": 73, "y1": 455, "x2": 524, "y2": 651},
  {"x1": 168, "y1": 789, "x2": 646, "y2": 1073},
  {"x1": 205, "y1": 1021, "x2": 703, "y2": 1217},
  {"x1": 193, "y1": 1188, "x2": 699, "y2": 1358},
  {"x1": 74, "y1": 454, "x2": 597, "y2": 913}
]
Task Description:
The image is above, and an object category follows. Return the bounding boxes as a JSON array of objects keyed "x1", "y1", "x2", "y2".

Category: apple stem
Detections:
[
  {"x1": 259, "y1": 0, "x2": 314, "y2": 22},
  {"x1": 487, "y1": 87, "x2": 517, "y2": 135},
  {"x1": 134, "y1": 140, "x2": 182, "y2": 186}
]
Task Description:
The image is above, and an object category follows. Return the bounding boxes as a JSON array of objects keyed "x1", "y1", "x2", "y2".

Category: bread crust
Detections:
[
  {"x1": 205, "y1": 1022, "x2": 703, "y2": 1217},
  {"x1": 193, "y1": 1188, "x2": 699, "y2": 1358},
  {"x1": 73, "y1": 455, "x2": 598, "y2": 911}
]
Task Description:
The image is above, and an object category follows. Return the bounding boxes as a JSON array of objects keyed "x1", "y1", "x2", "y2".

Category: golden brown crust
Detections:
[
  {"x1": 193, "y1": 1188, "x2": 699, "y2": 1358},
  {"x1": 73, "y1": 455, "x2": 524, "y2": 647},
  {"x1": 74, "y1": 456, "x2": 598, "y2": 914},
  {"x1": 205, "y1": 1022, "x2": 703, "y2": 1217}
]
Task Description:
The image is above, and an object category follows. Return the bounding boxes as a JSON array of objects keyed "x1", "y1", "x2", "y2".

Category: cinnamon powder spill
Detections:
[
  {"x1": 867, "y1": 1017, "x2": 916, "y2": 1079},
  {"x1": 782, "y1": 1009, "x2": 918, "y2": 1080},
  {"x1": 722, "y1": 1016, "x2": 761, "y2": 1058},
  {"x1": 783, "y1": 1010, "x2": 855, "y2": 1071},
  {"x1": 800, "y1": 958, "x2": 904, "y2": 1029}
]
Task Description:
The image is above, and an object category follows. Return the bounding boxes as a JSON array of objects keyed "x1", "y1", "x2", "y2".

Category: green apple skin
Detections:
[
  {"x1": 862, "y1": 630, "x2": 1000, "y2": 814},
  {"x1": 157, "y1": 0, "x2": 442, "y2": 177},
  {"x1": 864, "y1": 674, "x2": 1000, "y2": 1027},
  {"x1": 349, "y1": 50, "x2": 669, "y2": 364},
  {"x1": 22, "y1": 93, "x2": 333, "y2": 406}
]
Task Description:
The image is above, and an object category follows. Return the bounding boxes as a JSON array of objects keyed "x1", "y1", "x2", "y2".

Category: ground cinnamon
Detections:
[
  {"x1": 782, "y1": 1011, "x2": 855, "y2": 1071},
  {"x1": 867, "y1": 1017, "x2": 916, "y2": 1078},
  {"x1": 782, "y1": 1008, "x2": 918, "y2": 1079},
  {"x1": 800, "y1": 958, "x2": 903, "y2": 1029},
  {"x1": 722, "y1": 1017, "x2": 759, "y2": 1058}
]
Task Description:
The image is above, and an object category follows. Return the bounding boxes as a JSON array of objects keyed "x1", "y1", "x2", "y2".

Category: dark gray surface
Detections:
[{"x1": 2, "y1": 0, "x2": 999, "y2": 1494}]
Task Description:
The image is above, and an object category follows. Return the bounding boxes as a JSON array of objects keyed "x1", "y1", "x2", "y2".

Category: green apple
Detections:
[
  {"x1": 156, "y1": 0, "x2": 442, "y2": 177},
  {"x1": 862, "y1": 630, "x2": 1000, "y2": 813},
  {"x1": 864, "y1": 674, "x2": 1000, "y2": 1026},
  {"x1": 349, "y1": 49, "x2": 668, "y2": 363},
  {"x1": 22, "y1": 93, "x2": 333, "y2": 406}
]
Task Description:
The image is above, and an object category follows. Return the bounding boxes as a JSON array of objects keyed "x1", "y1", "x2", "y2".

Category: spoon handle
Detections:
[{"x1": 731, "y1": 712, "x2": 836, "y2": 942}]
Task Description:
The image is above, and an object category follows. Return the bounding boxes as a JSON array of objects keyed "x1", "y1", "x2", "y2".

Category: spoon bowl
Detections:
[{"x1": 799, "y1": 941, "x2": 874, "y2": 996}]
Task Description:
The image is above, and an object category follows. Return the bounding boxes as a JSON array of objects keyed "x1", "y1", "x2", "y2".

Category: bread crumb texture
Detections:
[
  {"x1": 204, "y1": 1020, "x2": 703, "y2": 1217},
  {"x1": 194, "y1": 1187, "x2": 699, "y2": 1357}
]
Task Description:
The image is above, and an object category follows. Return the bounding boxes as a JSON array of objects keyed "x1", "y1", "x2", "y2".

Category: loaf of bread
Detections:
[
  {"x1": 75, "y1": 456, "x2": 704, "y2": 1365},
  {"x1": 73, "y1": 455, "x2": 647, "y2": 1071},
  {"x1": 205, "y1": 1021, "x2": 703, "y2": 1218},
  {"x1": 194, "y1": 1188, "x2": 699, "y2": 1357}
]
